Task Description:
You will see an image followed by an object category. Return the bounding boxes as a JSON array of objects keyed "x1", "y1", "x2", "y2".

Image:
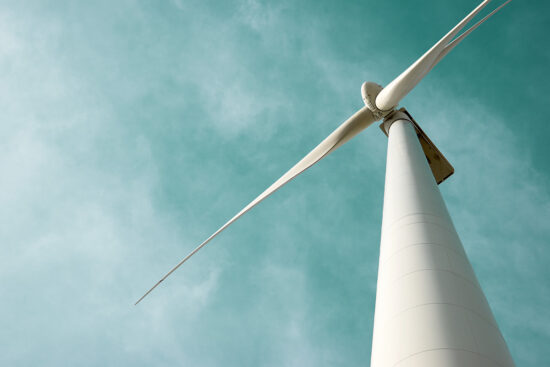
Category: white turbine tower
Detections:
[{"x1": 137, "y1": 1, "x2": 515, "y2": 366}]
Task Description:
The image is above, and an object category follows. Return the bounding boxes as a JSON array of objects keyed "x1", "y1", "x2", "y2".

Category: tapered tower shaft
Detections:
[{"x1": 371, "y1": 114, "x2": 514, "y2": 367}]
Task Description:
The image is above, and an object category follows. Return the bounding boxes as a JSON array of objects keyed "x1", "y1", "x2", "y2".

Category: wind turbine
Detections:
[{"x1": 137, "y1": 0, "x2": 515, "y2": 366}]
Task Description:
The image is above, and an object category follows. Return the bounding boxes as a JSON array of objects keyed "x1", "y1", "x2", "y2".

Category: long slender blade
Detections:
[
  {"x1": 375, "y1": 0, "x2": 491, "y2": 111},
  {"x1": 135, "y1": 106, "x2": 376, "y2": 305},
  {"x1": 431, "y1": 0, "x2": 512, "y2": 68}
]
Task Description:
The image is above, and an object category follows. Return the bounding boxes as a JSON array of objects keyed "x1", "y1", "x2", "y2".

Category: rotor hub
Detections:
[{"x1": 361, "y1": 81, "x2": 394, "y2": 121}]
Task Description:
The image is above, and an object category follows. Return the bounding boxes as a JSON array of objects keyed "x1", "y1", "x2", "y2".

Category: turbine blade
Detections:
[
  {"x1": 135, "y1": 106, "x2": 376, "y2": 305},
  {"x1": 375, "y1": 0, "x2": 491, "y2": 111},
  {"x1": 431, "y1": 0, "x2": 512, "y2": 68}
]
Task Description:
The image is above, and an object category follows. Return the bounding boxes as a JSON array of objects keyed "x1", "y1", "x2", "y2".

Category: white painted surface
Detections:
[
  {"x1": 371, "y1": 117, "x2": 515, "y2": 367},
  {"x1": 375, "y1": 0, "x2": 511, "y2": 112}
]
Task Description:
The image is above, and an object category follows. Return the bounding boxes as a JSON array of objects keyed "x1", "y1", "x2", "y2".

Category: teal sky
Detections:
[{"x1": 1, "y1": 0, "x2": 549, "y2": 366}]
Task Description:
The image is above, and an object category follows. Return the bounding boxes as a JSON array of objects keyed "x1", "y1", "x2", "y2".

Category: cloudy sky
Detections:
[{"x1": 1, "y1": 0, "x2": 549, "y2": 366}]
